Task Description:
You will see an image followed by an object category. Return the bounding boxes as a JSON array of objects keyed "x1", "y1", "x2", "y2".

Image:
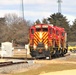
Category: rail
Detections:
[{"x1": 0, "y1": 60, "x2": 28, "y2": 67}]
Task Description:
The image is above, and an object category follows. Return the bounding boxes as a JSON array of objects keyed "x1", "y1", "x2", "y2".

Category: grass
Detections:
[{"x1": 12, "y1": 63, "x2": 76, "y2": 75}]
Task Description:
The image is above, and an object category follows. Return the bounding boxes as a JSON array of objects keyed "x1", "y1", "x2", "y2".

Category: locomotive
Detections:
[{"x1": 29, "y1": 24, "x2": 68, "y2": 59}]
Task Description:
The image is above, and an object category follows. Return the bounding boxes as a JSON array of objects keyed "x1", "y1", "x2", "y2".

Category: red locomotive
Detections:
[{"x1": 29, "y1": 24, "x2": 68, "y2": 59}]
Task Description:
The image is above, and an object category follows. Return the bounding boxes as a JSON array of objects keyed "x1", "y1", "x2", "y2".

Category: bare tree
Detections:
[{"x1": 4, "y1": 14, "x2": 30, "y2": 46}]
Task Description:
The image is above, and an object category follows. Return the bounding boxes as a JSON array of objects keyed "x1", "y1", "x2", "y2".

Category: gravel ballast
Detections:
[{"x1": 0, "y1": 62, "x2": 43, "y2": 74}]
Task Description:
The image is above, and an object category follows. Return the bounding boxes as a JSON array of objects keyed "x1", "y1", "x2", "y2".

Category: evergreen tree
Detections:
[
  {"x1": 35, "y1": 19, "x2": 41, "y2": 24},
  {"x1": 48, "y1": 13, "x2": 70, "y2": 41},
  {"x1": 42, "y1": 18, "x2": 48, "y2": 24},
  {"x1": 70, "y1": 19, "x2": 76, "y2": 41}
]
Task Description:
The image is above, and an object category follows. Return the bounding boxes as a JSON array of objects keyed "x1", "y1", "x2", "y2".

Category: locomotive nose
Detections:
[{"x1": 39, "y1": 32, "x2": 42, "y2": 39}]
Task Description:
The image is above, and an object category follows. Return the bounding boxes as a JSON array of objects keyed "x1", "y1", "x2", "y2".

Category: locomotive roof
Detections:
[{"x1": 30, "y1": 24, "x2": 65, "y2": 32}]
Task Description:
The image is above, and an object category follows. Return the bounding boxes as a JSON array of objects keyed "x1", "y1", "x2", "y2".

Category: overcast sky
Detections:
[{"x1": 0, "y1": 0, "x2": 76, "y2": 24}]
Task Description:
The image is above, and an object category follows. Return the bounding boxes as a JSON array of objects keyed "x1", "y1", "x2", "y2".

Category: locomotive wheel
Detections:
[
  {"x1": 55, "y1": 52, "x2": 59, "y2": 58},
  {"x1": 59, "y1": 50, "x2": 62, "y2": 56},
  {"x1": 54, "y1": 49, "x2": 60, "y2": 58},
  {"x1": 61, "y1": 51, "x2": 64, "y2": 57},
  {"x1": 64, "y1": 49, "x2": 68, "y2": 54}
]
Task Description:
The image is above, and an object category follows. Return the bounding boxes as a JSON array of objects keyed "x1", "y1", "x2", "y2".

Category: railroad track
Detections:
[
  {"x1": 0, "y1": 52, "x2": 70, "y2": 67},
  {"x1": 2, "y1": 57, "x2": 34, "y2": 60},
  {"x1": 0, "y1": 59, "x2": 28, "y2": 67},
  {"x1": 0, "y1": 61, "x2": 13, "y2": 67}
]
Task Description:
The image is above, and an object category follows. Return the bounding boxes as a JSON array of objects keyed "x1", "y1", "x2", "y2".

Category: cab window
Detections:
[
  {"x1": 56, "y1": 30, "x2": 59, "y2": 35},
  {"x1": 62, "y1": 32, "x2": 65, "y2": 36},
  {"x1": 50, "y1": 28, "x2": 52, "y2": 34},
  {"x1": 31, "y1": 29, "x2": 34, "y2": 34}
]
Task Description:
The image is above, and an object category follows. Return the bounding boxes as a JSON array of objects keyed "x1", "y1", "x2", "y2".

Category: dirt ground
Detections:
[
  {"x1": 10, "y1": 52, "x2": 76, "y2": 75},
  {"x1": 37, "y1": 53, "x2": 76, "y2": 75},
  {"x1": 0, "y1": 50, "x2": 76, "y2": 75},
  {"x1": 39, "y1": 69, "x2": 76, "y2": 75}
]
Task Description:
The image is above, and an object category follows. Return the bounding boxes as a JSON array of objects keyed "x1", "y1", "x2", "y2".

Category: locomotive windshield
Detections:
[
  {"x1": 36, "y1": 28, "x2": 41, "y2": 31},
  {"x1": 36, "y1": 28, "x2": 48, "y2": 32},
  {"x1": 42, "y1": 28, "x2": 48, "y2": 32}
]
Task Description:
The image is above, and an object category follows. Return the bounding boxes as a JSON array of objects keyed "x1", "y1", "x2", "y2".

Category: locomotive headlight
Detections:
[
  {"x1": 45, "y1": 44, "x2": 48, "y2": 50},
  {"x1": 33, "y1": 44, "x2": 36, "y2": 49}
]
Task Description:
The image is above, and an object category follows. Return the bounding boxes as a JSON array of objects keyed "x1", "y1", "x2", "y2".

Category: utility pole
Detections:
[
  {"x1": 22, "y1": 0, "x2": 24, "y2": 20},
  {"x1": 21, "y1": 0, "x2": 28, "y2": 61},
  {"x1": 57, "y1": 0, "x2": 62, "y2": 13}
]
